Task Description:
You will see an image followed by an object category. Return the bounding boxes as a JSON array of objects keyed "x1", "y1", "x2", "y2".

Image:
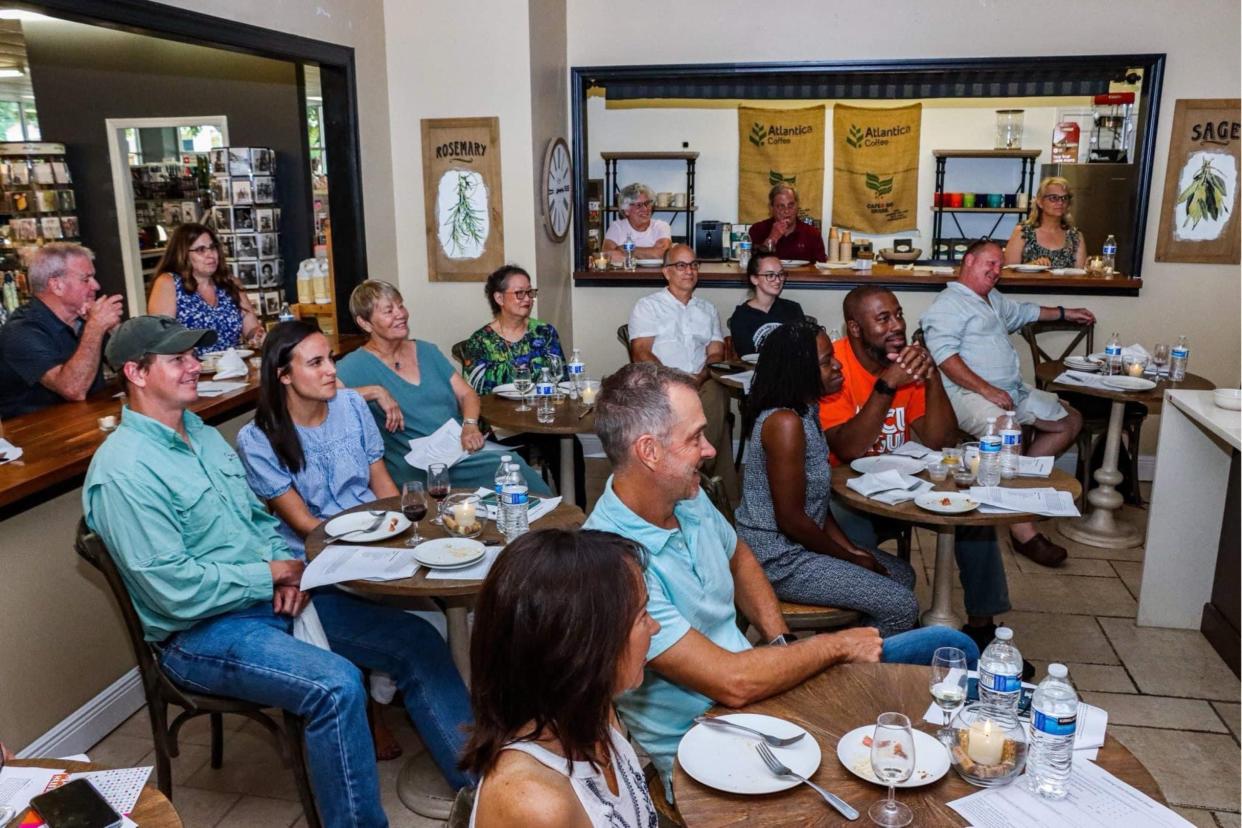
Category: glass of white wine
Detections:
[
  {"x1": 869, "y1": 712, "x2": 915, "y2": 827},
  {"x1": 929, "y1": 646, "x2": 969, "y2": 741},
  {"x1": 512, "y1": 363, "x2": 533, "y2": 412}
]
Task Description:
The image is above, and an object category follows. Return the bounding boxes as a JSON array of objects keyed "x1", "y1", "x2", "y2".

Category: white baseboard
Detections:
[{"x1": 18, "y1": 668, "x2": 145, "y2": 759}]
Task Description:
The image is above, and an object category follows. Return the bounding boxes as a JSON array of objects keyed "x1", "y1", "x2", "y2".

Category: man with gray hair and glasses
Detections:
[
  {"x1": 603, "y1": 181, "x2": 672, "y2": 265},
  {"x1": 585, "y1": 362, "x2": 979, "y2": 800},
  {"x1": 0, "y1": 242, "x2": 123, "y2": 417}
]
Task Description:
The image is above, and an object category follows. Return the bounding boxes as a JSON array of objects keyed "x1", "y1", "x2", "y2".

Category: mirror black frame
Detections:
[{"x1": 571, "y1": 54, "x2": 1166, "y2": 284}]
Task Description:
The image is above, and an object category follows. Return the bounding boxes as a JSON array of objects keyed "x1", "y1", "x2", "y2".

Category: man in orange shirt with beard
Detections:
[{"x1": 819, "y1": 287, "x2": 1027, "y2": 673}]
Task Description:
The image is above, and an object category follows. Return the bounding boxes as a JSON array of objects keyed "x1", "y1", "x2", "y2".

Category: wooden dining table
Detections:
[
  {"x1": 479, "y1": 390, "x2": 595, "y2": 507},
  {"x1": 7, "y1": 759, "x2": 182, "y2": 827},
  {"x1": 831, "y1": 465, "x2": 1082, "y2": 628},
  {"x1": 1035, "y1": 360, "x2": 1214, "y2": 548},
  {"x1": 673, "y1": 662, "x2": 1164, "y2": 827}
]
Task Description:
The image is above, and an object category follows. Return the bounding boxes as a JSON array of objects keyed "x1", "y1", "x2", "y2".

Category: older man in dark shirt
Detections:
[
  {"x1": 748, "y1": 184, "x2": 828, "y2": 263},
  {"x1": 0, "y1": 243, "x2": 122, "y2": 417}
]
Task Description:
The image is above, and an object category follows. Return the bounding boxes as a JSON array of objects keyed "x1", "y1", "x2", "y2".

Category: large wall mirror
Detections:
[{"x1": 571, "y1": 54, "x2": 1165, "y2": 284}]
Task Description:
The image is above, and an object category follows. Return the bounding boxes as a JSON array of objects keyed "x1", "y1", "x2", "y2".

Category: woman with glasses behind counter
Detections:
[
  {"x1": 1004, "y1": 176, "x2": 1088, "y2": 269},
  {"x1": 727, "y1": 251, "x2": 806, "y2": 357}
]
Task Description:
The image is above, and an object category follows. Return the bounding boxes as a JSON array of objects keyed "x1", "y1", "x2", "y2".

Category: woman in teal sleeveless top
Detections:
[{"x1": 336, "y1": 280, "x2": 550, "y2": 494}]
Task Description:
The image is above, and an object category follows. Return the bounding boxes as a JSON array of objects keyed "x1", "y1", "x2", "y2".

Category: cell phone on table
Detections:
[
  {"x1": 30, "y1": 779, "x2": 123, "y2": 828},
  {"x1": 966, "y1": 677, "x2": 1033, "y2": 716}
]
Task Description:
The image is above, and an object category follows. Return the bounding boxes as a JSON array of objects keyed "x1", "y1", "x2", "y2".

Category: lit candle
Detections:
[
  {"x1": 453, "y1": 501, "x2": 476, "y2": 527},
  {"x1": 581, "y1": 384, "x2": 598, "y2": 405},
  {"x1": 1127, "y1": 360, "x2": 1146, "y2": 377},
  {"x1": 967, "y1": 718, "x2": 1005, "y2": 765}
]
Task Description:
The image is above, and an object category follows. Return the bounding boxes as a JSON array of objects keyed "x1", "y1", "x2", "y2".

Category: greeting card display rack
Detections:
[
  {"x1": 0, "y1": 142, "x2": 81, "y2": 272},
  {"x1": 207, "y1": 146, "x2": 285, "y2": 321}
]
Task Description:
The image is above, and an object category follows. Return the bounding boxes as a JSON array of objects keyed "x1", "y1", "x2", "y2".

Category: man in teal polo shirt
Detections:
[
  {"x1": 585, "y1": 362, "x2": 979, "y2": 798},
  {"x1": 83, "y1": 315, "x2": 471, "y2": 826}
]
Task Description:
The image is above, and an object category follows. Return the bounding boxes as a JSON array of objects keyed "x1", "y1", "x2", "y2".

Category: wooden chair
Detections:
[
  {"x1": 451, "y1": 339, "x2": 468, "y2": 368},
  {"x1": 74, "y1": 520, "x2": 322, "y2": 828},
  {"x1": 617, "y1": 324, "x2": 631, "y2": 360},
  {"x1": 1020, "y1": 320, "x2": 1147, "y2": 505},
  {"x1": 644, "y1": 763, "x2": 686, "y2": 827}
]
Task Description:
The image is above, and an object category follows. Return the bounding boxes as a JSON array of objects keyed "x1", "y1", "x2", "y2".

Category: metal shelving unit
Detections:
[
  {"x1": 931, "y1": 149, "x2": 1041, "y2": 261},
  {"x1": 600, "y1": 151, "x2": 698, "y2": 245}
]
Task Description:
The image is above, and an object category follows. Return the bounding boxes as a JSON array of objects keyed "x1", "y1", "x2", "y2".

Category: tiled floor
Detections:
[{"x1": 87, "y1": 467, "x2": 1240, "y2": 827}]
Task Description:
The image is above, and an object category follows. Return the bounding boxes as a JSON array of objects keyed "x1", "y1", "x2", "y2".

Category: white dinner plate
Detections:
[
  {"x1": 1063, "y1": 356, "x2": 1102, "y2": 372},
  {"x1": 741, "y1": 353, "x2": 760, "y2": 364},
  {"x1": 1213, "y1": 389, "x2": 1242, "y2": 410},
  {"x1": 915, "y1": 491, "x2": 979, "y2": 514},
  {"x1": 411, "y1": 537, "x2": 486, "y2": 569},
  {"x1": 635, "y1": 258, "x2": 664, "y2": 268},
  {"x1": 1007, "y1": 264, "x2": 1049, "y2": 273},
  {"x1": 836, "y1": 725, "x2": 950, "y2": 788},
  {"x1": 781, "y1": 259, "x2": 810, "y2": 268},
  {"x1": 849, "y1": 455, "x2": 926, "y2": 475},
  {"x1": 1050, "y1": 267, "x2": 1087, "y2": 276},
  {"x1": 201, "y1": 349, "x2": 254, "y2": 359},
  {"x1": 1102, "y1": 376, "x2": 1157, "y2": 392},
  {"x1": 815, "y1": 260, "x2": 854, "y2": 269},
  {"x1": 492, "y1": 383, "x2": 531, "y2": 400},
  {"x1": 323, "y1": 510, "x2": 409, "y2": 543},
  {"x1": 677, "y1": 714, "x2": 821, "y2": 795}
]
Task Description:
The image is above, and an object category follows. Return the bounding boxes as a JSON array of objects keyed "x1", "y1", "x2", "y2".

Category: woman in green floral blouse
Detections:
[
  {"x1": 461, "y1": 264, "x2": 584, "y2": 504},
  {"x1": 460, "y1": 265, "x2": 565, "y2": 394}
]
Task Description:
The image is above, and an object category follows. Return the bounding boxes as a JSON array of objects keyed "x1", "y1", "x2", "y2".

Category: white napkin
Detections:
[
  {"x1": 1055, "y1": 369, "x2": 1114, "y2": 391},
  {"x1": 890, "y1": 441, "x2": 932, "y2": 459},
  {"x1": 1121, "y1": 343, "x2": 1151, "y2": 359},
  {"x1": 0, "y1": 437, "x2": 23, "y2": 463},
  {"x1": 847, "y1": 470, "x2": 934, "y2": 505},
  {"x1": 425, "y1": 544, "x2": 504, "y2": 581},
  {"x1": 213, "y1": 348, "x2": 248, "y2": 380},
  {"x1": 472, "y1": 488, "x2": 562, "y2": 523},
  {"x1": 292, "y1": 600, "x2": 332, "y2": 651},
  {"x1": 196, "y1": 380, "x2": 248, "y2": 396},
  {"x1": 404, "y1": 419, "x2": 468, "y2": 470}
]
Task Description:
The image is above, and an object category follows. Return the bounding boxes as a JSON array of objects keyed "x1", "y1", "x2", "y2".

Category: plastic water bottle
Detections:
[
  {"x1": 978, "y1": 627, "x2": 1023, "y2": 710},
  {"x1": 566, "y1": 348, "x2": 585, "y2": 399},
  {"x1": 1102, "y1": 234, "x2": 1117, "y2": 275},
  {"x1": 493, "y1": 455, "x2": 512, "y2": 534},
  {"x1": 738, "y1": 234, "x2": 752, "y2": 271},
  {"x1": 500, "y1": 463, "x2": 529, "y2": 543},
  {"x1": 1028, "y1": 663, "x2": 1078, "y2": 799},
  {"x1": 623, "y1": 233, "x2": 636, "y2": 271},
  {"x1": 277, "y1": 303, "x2": 295, "y2": 323},
  {"x1": 998, "y1": 410, "x2": 1021, "y2": 480},
  {"x1": 536, "y1": 367, "x2": 555, "y2": 424},
  {"x1": 1170, "y1": 335, "x2": 1190, "y2": 381},
  {"x1": 1104, "y1": 332, "x2": 1123, "y2": 376},
  {"x1": 977, "y1": 417, "x2": 1003, "y2": 487}
]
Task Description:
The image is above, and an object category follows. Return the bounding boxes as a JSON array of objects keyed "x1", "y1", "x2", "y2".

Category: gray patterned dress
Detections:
[{"x1": 736, "y1": 405, "x2": 919, "y2": 636}]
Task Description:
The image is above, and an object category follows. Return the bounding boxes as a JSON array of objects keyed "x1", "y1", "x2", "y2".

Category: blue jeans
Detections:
[
  {"x1": 830, "y1": 499, "x2": 1011, "y2": 618},
  {"x1": 158, "y1": 588, "x2": 471, "y2": 827},
  {"x1": 881, "y1": 626, "x2": 980, "y2": 669}
]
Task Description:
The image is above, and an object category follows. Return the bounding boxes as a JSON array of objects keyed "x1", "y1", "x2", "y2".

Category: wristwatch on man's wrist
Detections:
[
  {"x1": 873, "y1": 378, "x2": 897, "y2": 397},
  {"x1": 462, "y1": 418, "x2": 479, "y2": 427}
]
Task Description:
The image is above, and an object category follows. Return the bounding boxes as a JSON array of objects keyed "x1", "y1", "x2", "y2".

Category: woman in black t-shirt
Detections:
[{"x1": 727, "y1": 252, "x2": 806, "y2": 356}]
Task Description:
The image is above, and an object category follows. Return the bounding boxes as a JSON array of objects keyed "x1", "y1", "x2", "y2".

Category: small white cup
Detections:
[
  {"x1": 671, "y1": 192, "x2": 687, "y2": 208},
  {"x1": 98, "y1": 414, "x2": 119, "y2": 432}
]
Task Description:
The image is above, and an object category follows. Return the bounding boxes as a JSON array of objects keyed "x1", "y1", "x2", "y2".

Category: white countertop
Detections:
[{"x1": 1166, "y1": 389, "x2": 1242, "y2": 450}]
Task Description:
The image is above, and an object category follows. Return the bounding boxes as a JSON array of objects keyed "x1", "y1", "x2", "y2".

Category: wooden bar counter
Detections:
[
  {"x1": 574, "y1": 261, "x2": 1142, "y2": 296},
  {"x1": 0, "y1": 333, "x2": 365, "y2": 512}
]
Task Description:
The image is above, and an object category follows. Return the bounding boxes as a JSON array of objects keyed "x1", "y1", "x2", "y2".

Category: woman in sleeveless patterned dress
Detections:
[
  {"x1": 464, "y1": 529, "x2": 659, "y2": 828},
  {"x1": 1003, "y1": 176, "x2": 1087, "y2": 270}
]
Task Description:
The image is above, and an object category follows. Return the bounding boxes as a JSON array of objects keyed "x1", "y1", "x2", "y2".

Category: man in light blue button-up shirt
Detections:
[
  {"x1": 585, "y1": 362, "x2": 979, "y2": 799},
  {"x1": 84, "y1": 316, "x2": 471, "y2": 827},
  {"x1": 921, "y1": 239, "x2": 1097, "y2": 566}
]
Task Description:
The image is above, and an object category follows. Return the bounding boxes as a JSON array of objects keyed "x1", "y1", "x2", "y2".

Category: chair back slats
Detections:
[
  {"x1": 698, "y1": 472, "x2": 735, "y2": 526},
  {"x1": 1020, "y1": 321, "x2": 1095, "y2": 367},
  {"x1": 450, "y1": 339, "x2": 468, "y2": 367}
]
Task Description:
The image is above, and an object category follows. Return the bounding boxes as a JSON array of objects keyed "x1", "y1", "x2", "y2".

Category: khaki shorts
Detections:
[{"x1": 951, "y1": 385, "x2": 1067, "y2": 438}]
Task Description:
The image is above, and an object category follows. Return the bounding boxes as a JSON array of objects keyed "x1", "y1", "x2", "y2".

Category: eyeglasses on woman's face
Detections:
[
  {"x1": 666, "y1": 260, "x2": 701, "y2": 273},
  {"x1": 629, "y1": 200, "x2": 654, "y2": 211},
  {"x1": 189, "y1": 244, "x2": 219, "y2": 255},
  {"x1": 1042, "y1": 193, "x2": 1072, "y2": 204},
  {"x1": 756, "y1": 269, "x2": 787, "y2": 281},
  {"x1": 505, "y1": 288, "x2": 538, "y2": 299}
]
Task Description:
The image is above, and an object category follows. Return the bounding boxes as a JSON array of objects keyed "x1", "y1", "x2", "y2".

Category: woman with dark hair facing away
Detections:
[
  {"x1": 460, "y1": 264, "x2": 585, "y2": 504},
  {"x1": 734, "y1": 320, "x2": 921, "y2": 636},
  {"x1": 726, "y1": 251, "x2": 805, "y2": 357},
  {"x1": 234, "y1": 320, "x2": 439, "y2": 762},
  {"x1": 147, "y1": 222, "x2": 265, "y2": 351},
  {"x1": 463, "y1": 528, "x2": 659, "y2": 827}
]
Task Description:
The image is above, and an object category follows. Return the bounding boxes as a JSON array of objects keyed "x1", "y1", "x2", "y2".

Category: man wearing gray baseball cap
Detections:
[{"x1": 84, "y1": 315, "x2": 472, "y2": 825}]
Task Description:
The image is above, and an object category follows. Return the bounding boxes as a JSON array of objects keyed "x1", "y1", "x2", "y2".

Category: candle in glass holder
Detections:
[
  {"x1": 581, "y1": 383, "x2": 598, "y2": 405},
  {"x1": 967, "y1": 717, "x2": 1005, "y2": 765},
  {"x1": 1126, "y1": 358, "x2": 1147, "y2": 377},
  {"x1": 453, "y1": 501, "x2": 476, "y2": 527}
]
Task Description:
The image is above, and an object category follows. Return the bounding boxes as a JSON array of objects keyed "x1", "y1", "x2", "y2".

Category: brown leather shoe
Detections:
[{"x1": 1011, "y1": 532, "x2": 1068, "y2": 568}]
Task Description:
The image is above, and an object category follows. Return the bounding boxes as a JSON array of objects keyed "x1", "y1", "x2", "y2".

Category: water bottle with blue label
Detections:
[
  {"x1": 1028, "y1": 663, "x2": 1078, "y2": 799},
  {"x1": 738, "y1": 234, "x2": 752, "y2": 271},
  {"x1": 1102, "y1": 234, "x2": 1117, "y2": 275},
  {"x1": 977, "y1": 417, "x2": 1003, "y2": 487},
  {"x1": 566, "y1": 348, "x2": 585, "y2": 399},
  {"x1": 978, "y1": 627, "x2": 1023, "y2": 710},
  {"x1": 493, "y1": 455, "x2": 512, "y2": 534},
  {"x1": 500, "y1": 463, "x2": 529, "y2": 543},
  {"x1": 1104, "y1": 332, "x2": 1123, "y2": 376},
  {"x1": 998, "y1": 410, "x2": 1021, "y2": 480},
  {"x1": 623, "y1": 234, "x2": 636, "y2": 271},
  {"x1": 536, "y1": 367, "x2": 556, "y2": 424},
  {"x1": 278, "y1": 303, "x2": 295, "y2": 323},
  {"x1": 1170, "y1": 335, "x2": 1190, "y2": 381}
]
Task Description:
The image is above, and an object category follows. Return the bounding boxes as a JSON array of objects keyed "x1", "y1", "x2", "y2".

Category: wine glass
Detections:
[
  {"x1": 929, "y1": 647, "x2": 969, "y2": 741},
  {"x1": 427, "y1": 463, "x2": 451, "y2": 525},
  {"x1": 512, "y1": 363, "x2": 533, "y2": 412},
  {"x1": 401, "y1": 482, "x2": 428, "y2": 546},
  {"x1": 547, "y1": 354, "x2": 565, "y2": 402},
  {"x1": 869, "y1": 712, "x2": 915, "y2": 827},
  {"x1": 1151, "y1": 343, "x2": 1170, "y2": 375}
]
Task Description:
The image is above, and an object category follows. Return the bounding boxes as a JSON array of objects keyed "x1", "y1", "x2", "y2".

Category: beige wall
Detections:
[{"x1": 565, "y1": 0, "x2": 1242, "y2": 406}]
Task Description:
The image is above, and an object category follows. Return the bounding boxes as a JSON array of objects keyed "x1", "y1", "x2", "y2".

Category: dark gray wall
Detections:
[{"x1": 23, "y1": 18, "x2": 311, "y2": 300}]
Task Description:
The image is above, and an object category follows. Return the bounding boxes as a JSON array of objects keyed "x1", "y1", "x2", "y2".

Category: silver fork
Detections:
[
  {"x1": 693, "y1": 715, "x2": 805, "y2": 747},
  {"x1": 323, "y1": 510, "x2": 387, "y2": 547},
  {"x1": 755, "y1": 742, "x2": 859, "y2": 821}
]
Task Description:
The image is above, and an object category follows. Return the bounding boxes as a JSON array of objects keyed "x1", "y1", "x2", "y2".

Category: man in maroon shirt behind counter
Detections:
[{"x1": 747, "y1": 184, "x2": 828, "y2": 263}]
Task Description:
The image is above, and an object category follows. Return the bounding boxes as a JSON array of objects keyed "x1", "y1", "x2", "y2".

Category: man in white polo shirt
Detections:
[{"x1": 627, "y1": 243, "x2": 737, "y2": 499}]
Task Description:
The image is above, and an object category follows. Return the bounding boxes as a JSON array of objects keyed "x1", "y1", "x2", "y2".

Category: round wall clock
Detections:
[{"x1": 542, "y1": 137, "x2": 572, "y2": 243}]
